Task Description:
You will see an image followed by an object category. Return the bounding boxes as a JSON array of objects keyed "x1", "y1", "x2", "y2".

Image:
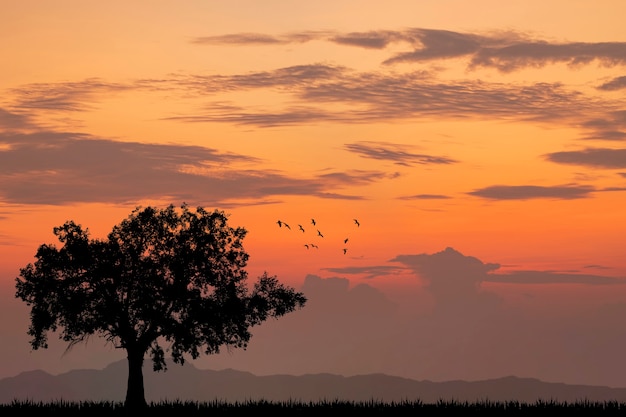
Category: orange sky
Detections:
[{"x1": 2, "y1": 0, "x2": 626, "y2": 392}]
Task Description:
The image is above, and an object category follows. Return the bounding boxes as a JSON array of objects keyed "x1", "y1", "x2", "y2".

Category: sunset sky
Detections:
[{"x1": 2, "y1": 1, "x2": 626, "y2": 393}]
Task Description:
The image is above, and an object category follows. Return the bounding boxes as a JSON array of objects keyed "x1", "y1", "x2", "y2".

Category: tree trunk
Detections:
[{"x1": 125, "y1": 347, "x2": 147, "y2": 409}]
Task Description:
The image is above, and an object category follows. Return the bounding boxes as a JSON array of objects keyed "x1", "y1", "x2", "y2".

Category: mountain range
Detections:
[{"x1": 2, "y1": 360, "x2": 626, "y2": 404}]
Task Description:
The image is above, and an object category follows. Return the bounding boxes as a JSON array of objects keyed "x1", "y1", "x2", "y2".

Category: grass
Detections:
[{"x1": 2, "y1": 398, "x2": 626, "y2": 415}]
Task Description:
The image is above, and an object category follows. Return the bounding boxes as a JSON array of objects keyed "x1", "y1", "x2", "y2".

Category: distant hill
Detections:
[{"x1": 2, "y1": 360, "x2": 626, "y2": 404}]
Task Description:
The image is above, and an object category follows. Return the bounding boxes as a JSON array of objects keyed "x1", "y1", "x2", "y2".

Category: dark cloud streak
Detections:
[
  {"x1": 485, "y1": 270, "x2": 626, "y2": 285},
  {"x1": 344, "y1": 141, "x2": 457, "y2": 166},
  {"x1": 598, "y1": 75, "x2": 626, "y2": 91},
  {"x1": 545, "y1": 148, "x2": 626, "y2": 169},
  {"x1": 0, "y1": 131, "x2": 385, "y2": 205},
  {"x1": 467, "y1": 184, "x2": 596, "y2": 200},
  {"x1": 191, "y1": 28, "x2": 626, "y2": 72}
]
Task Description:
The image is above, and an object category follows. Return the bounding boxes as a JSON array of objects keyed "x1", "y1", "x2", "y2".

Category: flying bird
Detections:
[
  {"x1": 317, "y1": 230, "x2": 324, "y2": 238},
  {"x1": 304, "y1": 244, "x2": 309, "y2": 249},
  {"x1": 299, "y1": 224, "x2": 305, "y2": 232},
  {"x1": 344, "y1": 238, "x2": 349, "y2": 244},
  {"x1": 311, "y1": 218, "x2": 316, "y2": 226},
  {"x1": 276, "y1": 220, "x2": 283, "y2": 228},
  {"x1": 311, "y1": 243, "x2": 318, "y2": 249},
  {"x1": 343, "y1": 248, "x2": 347, "y2": 255},
  {"x1": 284, "y1": 223, "x2": 291, "y2": 230},
  {"x1": 353, "y1": 219, "x2": 360, "y2": 227}
]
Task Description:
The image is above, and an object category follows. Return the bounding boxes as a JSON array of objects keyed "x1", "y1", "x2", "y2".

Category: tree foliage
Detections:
[{"x1": 15, "y1": 204, "x2": 307, "y2": 408}]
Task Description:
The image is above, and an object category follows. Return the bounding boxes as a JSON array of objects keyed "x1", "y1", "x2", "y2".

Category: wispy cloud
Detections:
[
  {"x1": 163, "y1": 67, "x2": 596, "y2": 128},
  {"x1": 597, "y1": 75, "x2": 626, "y2": 91},
  {"x1": 468, "y1": 41, "x2": 626, "y2": 72},
  {"x1": 544, "y1": 148, "x2": 626, "y2": 169},
  {"x1": 398, "y1": 194, "x2": 452, "y2": 200},
  {"x1": 192, "y1": 28, "x2": 626, "y2": 72},
  {"x1": 191, "y1": 31, "x2": 330, "y2": 46},
  {"x1": 0, "y1": 131, "x2": 389, "y2": 205},
  {"x1": 7, "y1": 79, "x2": 131, "y2": 112},
  {"x1": 4, "y1": 62, "x2": 617, "y2": 131},
  {"x1": 485, "y1": 270, "x2": 626, "y2": 285},
  {"x1": 321, "y1": 265, "x2": 406, "y2": 279},
  {"x1": 344, "y1": 141, "x2": 457, "y2": 166},
  {"x1": 467, "y1": 184, "x2": 595, "y2": 200},
  {"x1": 165, "y1": 103, "x2": 341, "y2": 127},
  {"x1": 0, "y1": 108, "x2": 36, "y2": 130}
]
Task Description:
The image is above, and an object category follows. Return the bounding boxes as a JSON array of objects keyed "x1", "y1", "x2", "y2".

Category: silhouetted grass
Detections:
[{"x1": 2, "y1": 398, "x2": 626, "y2": 415}]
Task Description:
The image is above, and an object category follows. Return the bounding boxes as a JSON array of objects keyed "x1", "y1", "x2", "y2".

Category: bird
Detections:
[
  {"x1": 299, "y1": 224, "x2": 305, "y2": 232},
  {"x1": 311, "y1": 218, "x2": 316, "y2": 226},
  {"x1": 317, "y1": 230, "x2": 324, "y2": 238},
  {"x1": 353, "y1": 219, "x2": 360, "y2": 227},
  {"x1": 277, "y1": 220, "x2": 283, "y2": 227},
  {"x1": 344, "y1": 238, "x2": 349, "y2": 244},
  {"x1": 343, "y1": 248, "x2": 347, "y2": 254},
  {"x1": 284, "y1": 223, "x2": 291, "y2": 230},
  {"x1": 304, "y1": 244, "x2": 309, "y2": 249},
  {"x1": 310, "y1": 243, "x2": 318, "y2": 249}
]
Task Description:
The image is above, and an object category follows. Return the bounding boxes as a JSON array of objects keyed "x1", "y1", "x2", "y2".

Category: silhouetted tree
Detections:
[{"x1": 15, "y1": 204, "x2": 307, "y2": 409}]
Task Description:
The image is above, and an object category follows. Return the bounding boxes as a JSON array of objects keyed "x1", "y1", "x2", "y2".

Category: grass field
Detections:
[{"x1": 2, "y1": 399, "x2": 626, "y2": 415}]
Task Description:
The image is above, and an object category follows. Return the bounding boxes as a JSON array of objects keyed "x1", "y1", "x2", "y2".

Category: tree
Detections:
[{"x1": 15, "y1": 204, "x2": 307, "y2": 409}]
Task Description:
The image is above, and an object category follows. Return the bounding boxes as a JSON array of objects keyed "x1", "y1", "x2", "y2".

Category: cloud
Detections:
[
  {"x1": 598, "y1": 75, "x2": 626, "y2": 91},
  {"x1": 468, "y1": 41, "x2": 626, "y2": 72},
  {"x1": 164, "y1": 68, "x2": 593, "y2": 127},
  {"x1": 398, "y1": 194, "x2": 451, "y2": 200},
  {"x1": 7, "y1": 79, "x2": 131, "y2": 112},
  {"x1": 330, "y1": 30, "x2": 403, "y2": 49},
  {"x1": 344, "y1": 141, "x2": 457, "y2": 166},
  {"x1": 467, "y1": 184, "x2": 595, "y2": 200},
  {"x1": 485, "y1": 270, "x2": 626, "y2": 285},
  {"x1": 389, "y1": 247, "x2": 503, "y2": 316},
  {"x1": 300, "y1": 274, "x2": 397, "y2": 315},
  {"x1": 544, "y1": 148, "x2": 626, "y2": 169},
  {"x1": 192, "y1": 33, "x2": 286, "y2": 45},
  {"x1": 190, "y1": 31, "x2": 329, "y2": 46},
  {"x1": 0, "y1": 131, "x2": 388, "y2": 205},
  {"x1": 578, "y1": 111, "x2": 626, "y2": 142},
  {"x1": 165, "y1": 103, "x2": 342, "y2": 127},
  {"x1": 392, "y1": 247, "x2": 626, "y2": 289},
  {"x1": 0, "y1": 108, "x2": 36, "y2": 130},
  {"x1": 580, "y1": 131, "x2": 626, "y2": 141},
  {"x1": 382, "y1": 29, "x2": 489, "y2": 64},
  {"x1": 191, "y1": 28, "x2": 626, "y2": 72},
  {"x1": 5, "y1": 63, "x2": 611, "y2": 131},
  {"x1": 321, "y1": 265, "x2": 407, "y2": 279}
]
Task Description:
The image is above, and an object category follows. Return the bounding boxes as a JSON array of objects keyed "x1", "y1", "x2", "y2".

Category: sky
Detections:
[{"x1": 2, "y1": 0, "x2": 626, "y2": 391}]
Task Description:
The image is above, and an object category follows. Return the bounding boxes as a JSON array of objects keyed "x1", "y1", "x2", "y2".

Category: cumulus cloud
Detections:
[
  {"x1": 467, "y1": 184, "x2": 596, "y2": 200},
  {"x1": 391, "y1": 247, "x2": 499, "y2": 297},
  {"x1": 391, "y1": 247, "x2": 626, "y2": 288}
]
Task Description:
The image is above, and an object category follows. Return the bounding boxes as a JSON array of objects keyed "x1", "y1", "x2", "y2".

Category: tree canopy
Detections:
[{"x1": 15, "y1": 204, "x2": 307, "y2": 408}]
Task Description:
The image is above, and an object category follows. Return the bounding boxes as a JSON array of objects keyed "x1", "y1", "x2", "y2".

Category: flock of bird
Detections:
[{"x1": 276, "y1": 217, "x2": 360, "y2": 254}]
